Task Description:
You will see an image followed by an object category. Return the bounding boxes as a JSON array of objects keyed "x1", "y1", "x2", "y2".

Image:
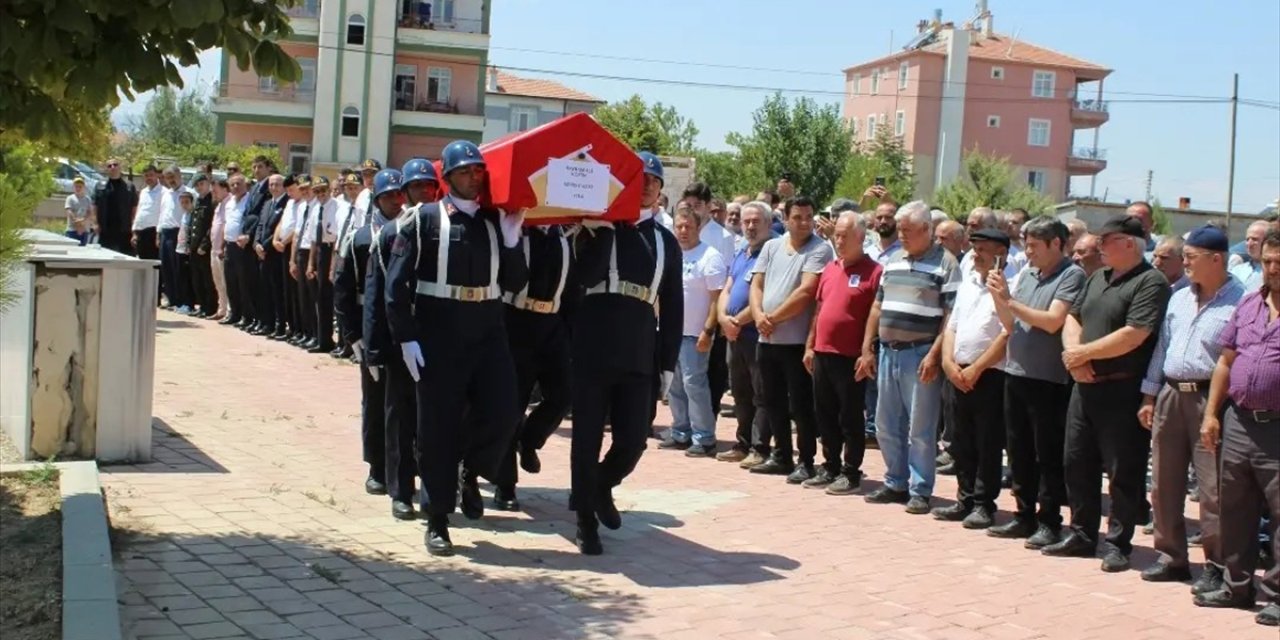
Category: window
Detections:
[
  {"x1": 394, "y1": 64, "x2": 417, "y2": 110},
  {"x1": 253, "y1": 141, "x2": 279, "y2": 151},
  {"x1": 1027, "y1": 170, "x2": 1046, "y2": 193},
  {"x1": 850, "y1": 118, "x2": 858, "y2": 138},
  {"x1": 439, "y1": 0, "x2": 455, "y2": 24},
  {"x1": 870, "y1": 69, "x2": 881, "y2": 95},
  {"x1": 851, "y1": 74, "x2": 860, "y2": 96},
  {"x1": 991, "y1": 66, "x2": 1004, "y2": 80},
  {"x1": 1032, "y1": 70, "x2": 1055, "y2": 98},
  {"x1": 297, "y1": 57, "x2": 317, "y2": 95},
  {"x1": 259, "y1": 74, "x2": 278, "y2": 94},
  {"x1": 866, "y1": 115, "x2": 877, "y2": 141},
  {"x1": 1027, "y1": 118, "x2": 1051, "y2": 147},
  {"x1": 511, "y1": 106, "x2": 537, "y2": 132},
  {"x1": 987, "y1": 115, "x2": 1001, "y2": 128},
  {"x1": 346, "y1": 14, "x2": 365, "y2": 46},
  {"x1": 341, "y1": 106, "x2": 360, "y2": 137},
  {"x1": 289, "y1": 144, "x2": 311, "y2": 175},
  {"x1": 427, "y1": 67, "x2": 452, "y2": 104},
  {"x1": 894, "y1": 110, "x2": 906, "y2": 136},
  {"x1": 898, "y1": 62, "x2": 909, "y2": 90}
]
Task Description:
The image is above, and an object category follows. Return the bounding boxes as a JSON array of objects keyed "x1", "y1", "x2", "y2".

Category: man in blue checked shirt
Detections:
[{"x1": 1136, "y1": 225, "x2": 1244, "y2": 593}]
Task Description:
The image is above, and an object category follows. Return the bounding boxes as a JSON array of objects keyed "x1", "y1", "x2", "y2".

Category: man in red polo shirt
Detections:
[{"x1": 803, "y1": 210, "x2": 883, "y2": 495}]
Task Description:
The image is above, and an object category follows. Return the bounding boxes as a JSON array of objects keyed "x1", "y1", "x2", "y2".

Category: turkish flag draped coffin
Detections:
[{"x1": 436, "y1": 112, "x2": 645, "y2": 225}]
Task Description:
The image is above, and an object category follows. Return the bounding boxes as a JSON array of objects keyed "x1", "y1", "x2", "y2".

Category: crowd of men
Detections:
[{"x1": 85, "y1": 151, "x2": 1279, "y2": 625}]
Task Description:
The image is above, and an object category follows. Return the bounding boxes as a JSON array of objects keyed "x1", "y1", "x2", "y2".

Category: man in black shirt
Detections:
[
  {"x1": 1044, "y1": 216, "x2": 1171, "y2": 572},
  {"x1": 91, "y1": 158, "x2": 138, "y2": 255}
]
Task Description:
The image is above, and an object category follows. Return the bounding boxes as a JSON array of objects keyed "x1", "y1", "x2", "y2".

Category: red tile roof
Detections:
[
  {"x1": 844, "y1": 30, "x2": 1110, "y2": 77},
  {"x1": 490, "y1": 69, "x2": 604, "y2": 103}
]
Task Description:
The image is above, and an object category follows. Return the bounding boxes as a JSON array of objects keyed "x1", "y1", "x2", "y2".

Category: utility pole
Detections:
[
  {"x1": 1144, "y1": 170, "x2": 1153, "y2": 201},
  {"x1": 1226, "y1": 73, "x2": 1239, "y2": 231}
]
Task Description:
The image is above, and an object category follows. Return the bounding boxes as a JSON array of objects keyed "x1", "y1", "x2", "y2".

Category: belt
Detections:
[
  {"x1": 356, "y1": 292, "x2": 364, "y2": 305},
  {"x1": 1241, "y1": 408, "x2": 1280, "y2": 423},
  {"x1": 1167, "y1": 379, "x2": 1210, "y2": 393},
  {"x1": 509, "y1": 298, "x2": 557, "y2": 314},
  {"x1": 881, "y1": 339, "x2": 933, "y2": 350},
  {"x1": 586, "y1": 280, "x2": 652, "y2": 304},
  {"x1": 1091, "y1": 372, "x2": 1136, "y2": 382},
  {"x1": 414, "y1": 280, "x2": 498, "y2": 302}
]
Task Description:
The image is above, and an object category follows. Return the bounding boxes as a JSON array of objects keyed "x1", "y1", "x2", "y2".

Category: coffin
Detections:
[{"x1": 436, "y1": 112, "x2": 644, "y2": 224}]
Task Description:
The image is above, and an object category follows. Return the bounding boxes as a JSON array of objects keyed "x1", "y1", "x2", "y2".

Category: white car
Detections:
[{"x1": 52, "y1": 158, "x2": 104, "y2": 194}]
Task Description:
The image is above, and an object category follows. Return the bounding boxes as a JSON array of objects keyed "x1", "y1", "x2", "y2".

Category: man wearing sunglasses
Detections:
[{"x1": 91, "y1": 158, "x2": 138, "y2": 255}]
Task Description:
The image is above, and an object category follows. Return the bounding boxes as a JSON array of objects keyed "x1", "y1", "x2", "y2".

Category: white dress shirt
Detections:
[
  {"x1": 299, "y1": 198, "x2": 338, "y2": 248},
  {"x1": 355, "y1": 188, "x2": 373, "y2": 217},
  {"x1": 699, "y1": 218, "x2": 735, "y2": 272},
  {"x1": 132, "y1": 183, "x2": 165, "y2": 231},
  {"x1": 276, "y1": 199, "x2": 297, "y2": 243},
  {"x1": 947, "y1": 267, "x2": 1007, "y2": 370},
  {"x1": 223, "y1": 194, "x2": 247, "y2": 242},
  {"x1": 158, "y1": 187, "x2": 181, "y2": 230}
]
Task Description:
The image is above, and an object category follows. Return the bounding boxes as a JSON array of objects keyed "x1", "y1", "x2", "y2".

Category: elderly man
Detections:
[
  {"x1": 157, "y1": 166, "x2": 185, "y2": 309},
  {"x1": 748, "y1": 196, "x2": 834, "y2": 481},
  {"x1": 935, "y1": 219, "x2": 966, "y2": 259},
  {"x1": 1229, "y1": 220, "x2": 1269, "y2": 290},
  {"x1": 964, "y1": 207, "x2": 1025, "y2": 277},
  {"x1": 1195, "y1": 230, "x2": 1280, "y2": 626},
  {"x1": 717, "y1": 202, "x2": 773, "y2": 466},
  {"x1": 1126, "y1": 201, "x2": 1162, "y2": 255},
  {"x1": 725, "y1": 200, "x2": 743, "y2": 236},
  {"x1": 1136, "y1": 226, "x2": 1243, "y2": 590},
  {"x1": 804, "y1": 211, "x2": 882, "y2": 495},
  {"x1": 220, "y1": 174, "x2": 255, "y2": 326},
  {"x1": 660, "y1": 208, "x2": 727, "y2": 456},
  {"x1": 860, "y1": 201, "x2": 961, "y2": 514},
  {"x1": 1047, "y1": 216, "x2": 1171, "y2": 572},
  {"x1": 1072, "y1": 233, "x2": 1103, "y2": 277},
  {"x1": 1152, "y1": 236, "x2": 1189, "y2": 290}
]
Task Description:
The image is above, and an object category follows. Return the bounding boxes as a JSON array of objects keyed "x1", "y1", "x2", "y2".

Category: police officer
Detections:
[
  {"x1": 569, "y1": 151, "x2": 683, "y2": 555},
  {"x1": 492, "y1": 222, "x2": 577, "y2": 512},
  {"x1": 363, "y1": 158, "x2": 441, "y2": 521},
  {"x1": 384, "y1": 141, "x2": 528, "y2": 556},
  {"x1": 335, "y1": 169, "x2": 405, "y2": 510}
]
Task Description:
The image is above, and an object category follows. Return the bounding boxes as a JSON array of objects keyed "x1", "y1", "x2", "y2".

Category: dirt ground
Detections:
[{"x1": 0, "y1": 470, "x2": 62, "y2": 640}]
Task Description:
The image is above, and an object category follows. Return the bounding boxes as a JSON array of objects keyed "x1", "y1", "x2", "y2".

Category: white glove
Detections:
[
  {"x1": 400, "y1": 341, "x2": 424, "y2": 382},
  {"x1": 660, "y1": 370, "x2": 674, "y2": 400},
  {"x1": 498, "y1": 209, "x2": 525, "y2": 248},
  {"x1": 368, "y1": 366, "x2": 381, "y2": 382},
  {"x1": 351, "y1": 339, "x2": 364, "y2": 364}
]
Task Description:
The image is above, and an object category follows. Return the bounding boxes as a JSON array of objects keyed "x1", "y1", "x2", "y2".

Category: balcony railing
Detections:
[
  {"x1": 214, "y1": 82, "x2": 314, "y2": 104},
  {"x1": 1073, "y1": 99, "x2": 1109, "y2": 113},
  {"x1": 395, "y1": 13, "x2": 486, "y2": 35},
  {"x1": 1071, "y1": 147, "x2": 1107, "y2": 160},
  {"x1": 286, "y1": 1, "x2": 321, "y2": 19}
]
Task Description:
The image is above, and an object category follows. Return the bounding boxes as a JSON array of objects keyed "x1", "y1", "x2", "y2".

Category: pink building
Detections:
[{"x1": 842, "y1": 5, "x2": 1111, "y2": 201}]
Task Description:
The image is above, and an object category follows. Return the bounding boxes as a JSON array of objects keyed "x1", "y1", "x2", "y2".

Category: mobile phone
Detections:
[
  {"x1": 994, "y1": 255, "x2": 1004, "y2": 272},
  {"x1": 874, "y1": 176, "x2": 886, "y2": 187}
]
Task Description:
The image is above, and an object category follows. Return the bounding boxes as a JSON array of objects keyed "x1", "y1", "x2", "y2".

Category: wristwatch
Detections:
[{"x1": 702, "y1": 326, "x2": 716, "y2": 337}]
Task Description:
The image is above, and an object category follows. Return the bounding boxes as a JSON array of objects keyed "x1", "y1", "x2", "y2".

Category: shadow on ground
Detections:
[{"x1": 100, "y1": 419, "x2": 228, "y2": 474}]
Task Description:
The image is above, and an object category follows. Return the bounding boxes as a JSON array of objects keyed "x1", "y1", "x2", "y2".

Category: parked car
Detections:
[
  {"x1": 51, "y1": 158, "x2": 105, "y2": 194},
  {"x1": 180, "y1": 167, "x2": 228, "y2": 187}
]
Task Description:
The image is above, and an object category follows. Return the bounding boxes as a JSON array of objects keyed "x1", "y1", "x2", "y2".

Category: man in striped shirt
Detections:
[{"x1": 858, "y1": 201, "x2": 961, "y2": 515}]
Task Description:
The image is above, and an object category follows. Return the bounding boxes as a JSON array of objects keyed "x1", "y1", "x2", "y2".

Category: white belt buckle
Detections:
[{"x1": 1176, "y1": 382, "x2": 1197, "y2": 392}]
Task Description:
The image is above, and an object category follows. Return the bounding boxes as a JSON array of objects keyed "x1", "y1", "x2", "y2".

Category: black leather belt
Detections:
[
  {"x1": 1242, "y1": 408, "x2": 1280, "y2": 423},
  {"x1": 1167, "y1": 379, "x2": 1210, "y2": 393},
  {"x1": 881, "y1": 339, "x2": 933, "y2": 350}
]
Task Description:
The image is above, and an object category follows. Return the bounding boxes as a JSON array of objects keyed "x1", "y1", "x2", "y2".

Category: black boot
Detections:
[
  {"x1": 425, "y1": 515, "x2": 453, "y2": 556},
  {"x1": 391, "y1": 500, "x2": 416, "y2": 521},
  {"x1": 458, "y1": 466, "x2": 484, "y2": 520},
  {"x1": 492, "y1": 485, "x2": 520, "y2": 512},
  {"x1": 596, "y1": 485, "x2": 622, "y2": 530},
  {"x1": 576, "y1": 511, "x2": 603, "y2": 556}
]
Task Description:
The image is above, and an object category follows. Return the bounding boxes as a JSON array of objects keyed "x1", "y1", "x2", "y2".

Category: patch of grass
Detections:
[
  {"x1": 307, "y1": 563, "x2": 343, "y2": 584},
  {"x1": 19, "y1": 458, "x2": 57, "y2": 486},
  {"x1": 0, "y1": 473, "x2": 62, "y2": 640}
]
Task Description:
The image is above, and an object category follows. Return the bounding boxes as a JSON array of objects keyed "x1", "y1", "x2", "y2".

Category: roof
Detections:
[
  {"x1": 488, "y1": 69, "x2": 604, "y2": 103},
  {"x1": 844, "y1": 30, "x2": 1110, "y2": 76}
]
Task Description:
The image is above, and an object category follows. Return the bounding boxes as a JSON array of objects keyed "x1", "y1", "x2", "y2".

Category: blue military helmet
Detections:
[
  {"x1": 401, "y1": 157, "x2": 439, "y2": 186},
  {"x1": 441, "y1": 140, "x2": 485, "y2": 176},
  {"x1": 373, "y1": 169, "x2": 404, "y2": 199},
  {"x1": 638, "y1": 151, "x2": 664, "y2": 186}
]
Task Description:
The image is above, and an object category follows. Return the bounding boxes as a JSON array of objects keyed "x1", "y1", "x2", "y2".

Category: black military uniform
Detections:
[
  {"x1": 492, "y1": 225, "x2": 577, "y2": 510},
  {"x1": 384, "y1": 192, "x2": 528, "y2": 555},
  {"x1": 290, "y1": 190, "x2": 316, "y2": 345},
  {"x1": 569, "y1": 213, "x2": 682, "y2": 554},
  {"x1": 256, "y1": 190, "x2": 289, "y2": 337}
]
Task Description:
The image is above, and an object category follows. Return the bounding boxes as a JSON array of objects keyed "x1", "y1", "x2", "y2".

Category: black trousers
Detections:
[
  {"x1": 1005, "y1": 375, "x2": 1069, "y2": 526},
  {"x1": 309, "y1": 244, "x2": 334, "y2": 348},
  {"x1": 571, "y1": 368, "x2": 653, "y2": 513},
  {"x1": 294, "y1": 248, "x2": 314, "y2": 339},
  {"x1": 758, "y1": 343, "x2": 818, "y2": 465},
  {"x1": 728, "y1": 333, "x2": 768, "y2": 455},
  {"x1": 134, "y1": 227, "x2": 160, "y2": 305},
  {"x1": 100, "y1": 228, "x2": 133, "y2": 256},
  {"x1": 383, "y1": 359, "x2": 418, "y2": 504},
  {"x1": 189, "y1": 250, "x2": 217, "y2": 315},
  {"x1": 496, "y1": 316, "x2": 572, "y2": 490},
  {"x1": 224, "y1": 243, "x2": 256, "y2": 322},
  {"x1": 1064, "y1": 379, "x2": 1150, "y2": 554},
  {"x1": 1218, "y1": 403, "x2": 1280, "y2": 602},
  {"x1": 234, "y1": 243, "x2": 259, "y2": 323},
  {"x1": 813, "y1": 352, "x2": 867, "y2": 476},
  {"x1": 281, "y1": 246, "x2": 298, "y2": 334},
  {"x1": 259, "y1": 251, "x2": 283, "y2": 331},
  {"x1": 946, "y1": 368, "x2": 1006, "y2": 510},
  {"x1": 416, "y1": 325, "x2": 519, "y2": 516},
  {"x1": 158, "y1": 227, "x2": 181, "y2": 306},
  {"x1": 708, "y1": 333, "x2": 728, "y2": 416},
  {"x1": 360, "y1": 359, "x2": 387, "y2": 481}
]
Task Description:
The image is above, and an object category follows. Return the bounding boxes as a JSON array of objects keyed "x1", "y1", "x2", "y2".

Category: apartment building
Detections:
[{"x1": 482, "y1": 67, "x2": 604, "y2": 143}]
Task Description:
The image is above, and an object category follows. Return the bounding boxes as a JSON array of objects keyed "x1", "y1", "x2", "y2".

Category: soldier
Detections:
[
  {"x1": 384, "y1": 141, "x2": 528, "y2": 556},
  {"x1": 492, "y1": 221, "x2": 577, "y2": 512},
  {"x1": 332, "y1": 173, "x2": 369, "y2": 359},
  {"x1": 335, "y1": 169, "x2": 406, "y2": 511},
  {"x1": 304, "y1": 176, "x2": 339, "y2": 354},
  {"x1": 569, "y1": 151, "x2": 683, "y2": 555},
  {"x1": 288, "y1": 176, "x2": 316, "y2": 347},
  {"x1": 364, "y1": 158, "x2": 441, "y2": 521}
]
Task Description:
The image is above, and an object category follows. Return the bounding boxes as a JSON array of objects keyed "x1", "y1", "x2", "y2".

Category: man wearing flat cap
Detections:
[
  {"x1": 1136, "y1": 225, "x2": 1243, "y2": 591},
  {"x1": 1045, "y1": 215, "x2": 1171, "y2": 573}
]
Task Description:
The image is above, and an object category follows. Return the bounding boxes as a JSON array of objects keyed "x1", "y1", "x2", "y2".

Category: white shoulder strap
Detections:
[
  {"x1": 434, "y1": 206, "x2": 452, "y2": 298},
  {"x1": 484, "y1": 217, "x2": 500, "y2": 298},
  {"x1": 647, "y1": 228, "x2": 664, "y2": 304},
  {"x1": 510, "y1": 237, "x2": 532, "y2": 307},
  {"x1": 552, "y1": 234, "x2": 570, "y2": 312},
  {"x1": 606, "y1": 232, "x2": 620, "y2": 293}
]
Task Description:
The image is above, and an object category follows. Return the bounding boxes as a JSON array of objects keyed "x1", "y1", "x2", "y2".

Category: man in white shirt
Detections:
[
  {"x1": 132, "y1": 165, "x2": 164, "y2": 261},
  {"x1": 288, "y1": 176, "x2": 316, "y2": 345},
  {"x1": 356, "y1": 158, "x2": 379, "y2": 214},
  {"x1": 962, "y1": 207, "x2": 1026, "y2": 279},
  {"x1": 680, "y1": 182, "x2": 734, "y2": 417},
  {"x1": 303, "y1": 176, "x2": 339, "y2": 353},
  {"x1": 933, "y1": 227, "x2": 1011, "y2": 529},
  {"x1": 220, "y1": 174, "x2": 256, "y2": 327},
  {"x1": 660, "y1": 208, "x2": 727, "y2": 457},
  {"x1": 156, "y1": 167, "x2": 185, "y2": 309}
]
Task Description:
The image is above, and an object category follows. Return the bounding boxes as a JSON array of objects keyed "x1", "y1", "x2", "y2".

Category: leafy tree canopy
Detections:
[
  {"x1": 726, "y1": 93, "x2": 854, "y2": 206},
  {"x1": 833, "y1": 122, "x2": 917, "y2": 205},
  {"x1": 594, "y1": 94, "x2": 698, "y2": 156},
  {"x1": 932, "y1": 148, "x2": 1054, "y2": 220}
]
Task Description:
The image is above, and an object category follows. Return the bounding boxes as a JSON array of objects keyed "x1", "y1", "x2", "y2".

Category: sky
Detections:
[{"x1": 113, "y1": 0, "x2": 1280, "y2": 212}]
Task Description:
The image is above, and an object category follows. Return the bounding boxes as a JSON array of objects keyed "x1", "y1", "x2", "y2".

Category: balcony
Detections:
[
  {"x1": 1067, "y1": 147, "x2": 1108, "y2": 175},
  {"x1": 1070, "y1": 98, "x2": 1110, "y2": 128},
  {"x1": 395, "y1": 11, "x2": 488, "y2": 52},
  {"x1": 285, "y1": 1, "x2": 321, "y2": 19},
  {"x1": 211, "y1": 83, "x2": 314, "y2": 121},
  {"x1": 284, "y1": 0, "x2": 321, "y2": 40},
  {"x1": 391, "y1": 96, "x2": 484, "y2": 133}
]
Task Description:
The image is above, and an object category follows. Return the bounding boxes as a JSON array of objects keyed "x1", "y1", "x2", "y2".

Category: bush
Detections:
[{"x1": 0, "y1": 143, "x2": 55, "y2": 310}]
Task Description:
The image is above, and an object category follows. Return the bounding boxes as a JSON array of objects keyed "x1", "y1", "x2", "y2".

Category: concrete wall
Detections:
[
  {"x1": 224, "y1": 124, "x2": 314, "y2": 157},
  {"x1": 388, "y1": 133, "x2": 454, "y2": 167},
  {"x1": 30, "y1": 268, "x2": 103, "y2": 458},
  {"x1": 1055, "y1": 200, "x2": 1264, "y2": 241},
  {"x1": 482, "y1": 95, "x2": 600, "y2": 142}
]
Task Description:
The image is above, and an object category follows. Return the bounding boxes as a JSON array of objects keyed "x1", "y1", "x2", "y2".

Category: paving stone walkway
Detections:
[{"x1": 102, "y1": 313, "x2": 1267, "y2": 639}]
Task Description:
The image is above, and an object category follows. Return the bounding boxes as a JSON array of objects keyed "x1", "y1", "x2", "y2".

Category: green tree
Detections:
[
  {"x1": 692, "y1": 149, "x2": 767, "y2": 200},
  {"x1": 833, "y1": 122, "x2": 917, "y2": 204},
  {"x1": 726, "y1": 93, "x2": 853, "y2": 206},
  {"x1": 0, "y1": 143, "x2": 54, "y2": 310},
  {"x1": 132, "y1": 87, "x2": 216, "y2": 149},
  {"x1": 1149, "y1": 198, "x2": 1173, "y2": 236},
  {"x1": 932, "y1": 149, "x2": 1054, "y2": 219},
  {"x1": 0, "y1": 0, "x2": 301, "y2": 146},
  {"x1": 594, "y1": 95, "x2": 699, "y2": 155}
]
